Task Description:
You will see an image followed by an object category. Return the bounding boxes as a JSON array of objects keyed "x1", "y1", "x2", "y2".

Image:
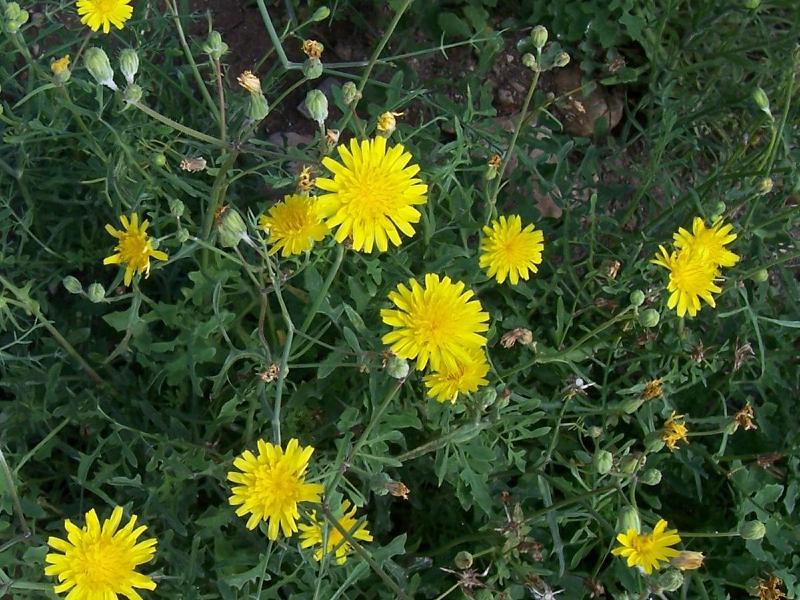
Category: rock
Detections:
[{"x1": 551, "y1": 65, "x2": 623, "y2": 138}]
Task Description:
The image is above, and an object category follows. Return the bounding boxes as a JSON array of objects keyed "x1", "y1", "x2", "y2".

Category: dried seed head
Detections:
[
  {"x1": 733, "y1": 402, "x2": 757, "y2": 432},
  {"x1": 258, "y1": 363, "x2": 281, "y2": 383},
  {"x1": 302, "y1": 39, "x2": 324, "y2": 59},
  {"x1": 297, "y1": 165, "x2": 315, "y2": 193},
  {"x1": 641, "y1": 378, "x2": 663, "y2": 401},
  {"x1": 385, "y1": 480, "x2": 410, "y2": 500},
  {"x1": 755, "y1": 575, "x2": 785, "y2": 600},
  {"x1": 180, "y1": 157, "x2": 207, "y2": 172},
  {"x1": 500, "y1": 328, "x2": 533, "y2": 348},
  {"x1": 670, "y1": 551, "x2": 705, "y2": 571},
  {"x1": 237, "y1": 70, "x2": 262, "y2": 94}
]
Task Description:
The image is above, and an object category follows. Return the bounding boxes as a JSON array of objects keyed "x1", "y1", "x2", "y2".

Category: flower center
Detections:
[
  {"x1": 75, "y1": 537, "x2": 130, "y2": 591},
  {"x1": 94, "y1": 0, "x2": 119, "y2": 15},
  {"x1": 118, "y1": 232, "x2": 149, "y2": 268},
  {"x1": 671, "y1": 260, "x2": 709, "y2": 292},
  {"x1": 254, "y1": 464, "x2": 301, "y2": 511},
  {"x1": 631, "y1": 533, "x2": 656, "y2": 556},
  {"x1": 342, "y1": 169, "x2": 400, "y2": 222}
]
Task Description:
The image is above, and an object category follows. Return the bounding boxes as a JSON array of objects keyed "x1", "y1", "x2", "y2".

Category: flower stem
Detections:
[
  {"x1": 0, "y1": 447, "x2": 31, "y2": 540},
  {"x1": 130, "y1": 101, "x2": 224, "y2": 147},
  {"x1": 298, "y1": 244, "x2": 345, "y2": 334}
]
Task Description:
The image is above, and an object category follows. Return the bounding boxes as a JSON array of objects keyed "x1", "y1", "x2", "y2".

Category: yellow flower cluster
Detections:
[{"x1": 652, "y1": 217, "x2": 739, "y2": 317}]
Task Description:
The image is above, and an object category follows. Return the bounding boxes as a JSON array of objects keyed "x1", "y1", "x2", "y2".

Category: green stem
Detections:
[
  {"x1": 13, "y1": 417, "x2": 70, "y2": 475},
  {"x1": 679, "y1": 531, "x2": 739, "y2": 539},
  {"x1": 59, "y1": 86, "x2": 109, "y2": 162},
  {"x1": 131, "y1": 101, "x2": 224, "y2": 147},
  {"x1": 255, "y1": 0, "x2": 301, "y2": 70},
  {"x1": 298, "y1": 244, "x2": 345, "y2": 334},
  {"x1": 522, "y1": 485, "x2": 617, "y2": 525},
  {"x1": 213, "y1": 58, "x2": 227, "y2": 142},
  {"x1": 0, "y1": 447, "x2": 31, "y2": 540},
  {"x1": 265, "y1": 256, "x2": 295, "y2": 446}
]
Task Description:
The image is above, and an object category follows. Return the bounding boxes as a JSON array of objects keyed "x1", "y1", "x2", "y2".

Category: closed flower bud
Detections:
[
  {"x1": 454, "y1": 551, "x2": 473, "y2": 570},
  {"x1": 553, "y1": 52, "x2": 571, "y2": 68},
  {"x1": 751, "y1": 268, "x2": 769, "y2": 282},
  {"x1": 758, "y1": 177, "x2": 773, "y2": 195},
  {"x1": 671, "y1": 551, "x2": 705, "y2": 570},
  {"x1": 638, "y1": 308, "x2": 660, "y2": 328},
  {"x1": 176, "y1": 228, "x2": 190, "y2": 243},
  {"x1": 3, "y1": 2, "x2": 29, "y2": 33},
  {"x1": 119, "y1": 49, "x2": 139, "y2": 85},
  {"x1": 202, "y1": 30, "x2": 228, "y2": 60},
  {"x1": 743, "y1": 0, "x2": 761, "y2": 7},
  {"x1": 311, "y1": 6, "x2": 331, "y2": 21},
  {"x1": 87, "y1": 283, "x2": 106, "y2": 303},
  {"x1": 376, "y1": 111, "x2": 398, "y2": 136},
  {"x1": 217, "y1": 208, "x2": 249, "y2": 248},
  {"x1": 617, "y1": 506, "x2": 640, "y2": 533},
  {"x1": 710, "y1": 200, "x2": 726, "y2": 221},
  {"x1": 342, "y1": 81, "x2": 361, "y2": 105},
  {"x1": 302, "y1": 57, "x2": 323, "y2": 80},
  {"x1": 169, "y1": 198, "x2": 185, "y2": 219},
  {"x1": 619, "y1": 453, "x2": 644, "y2": 474},
  {"x1": 304, "y1": 89, "x2": 328, "y2": 125},
  {"x1": 478, "y1": 386, "x2": 498, "y2": 410},
  {"x1": 84, "y1": 47, "x2": 117, "y2": 91},
  {"x1": 640, "y1": 468, "x2": 662, "y2": 486},
  {"x1": 50, "y1": 55, "x2": 71, "y2": 83},
  {"x1": 123, "y1": 83, "x2": 143, "y2": 104},
  {"x1": 629, "y1": 290, "x2": 645, "y2": 307},
  {"x1": 593, "y1": 450, "x2": 613, "y2": 474},
  {"x1": 587, "y1": 425, "x2": 603, "y2": 439},
  {"x1": 248, "y1": 93, "x2": 270, "y2": 121},
  {"x1": 522, "y1": 53, "x2": 538, "y2": 70},
  {"x1": 385, "y1": 355, "x2": 409, "y2": 379},
  {"x1": 152, "y1": 153, "x2": 167, "y2": 168},
  {"x1": 738, "y1": 520, "x2": 766, "y2": 540},
  {"x1": 530, "y1": 25, "x2": 548, "y2": 50},
  {"x1": 752, "y1": 87, "x2": 771, "y2": 117},
  {"x1": 655, "y1": 569, "x2": 684, "y2": 592},
  {"x1": 62, "y1": 276, "x2": 83, "y2": 294}
]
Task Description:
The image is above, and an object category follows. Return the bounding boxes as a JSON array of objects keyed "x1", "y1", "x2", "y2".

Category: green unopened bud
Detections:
[
  {"x1": 587, "y1": 425, "x2": 603, "y2": 439},
  {"x1": 248, "y1": 93, "x2": 269, "y2": 122},
  {"x1": 639, "y1": 308, "x2": 660, "y2": 328},
  {"x1": 84, "y1": 47, "x2": 117, "y2": 91},
  {"x1": 311, "y1": 6, "x2": 331, "y2": 21},
  {"x1": 522, "y1": 53, "x2": 538, "y2": 70},
  {"x1": 176, "y1": 228, "x2": 191, "y2": 243},
  {"x1": 87, "y1": 283, "x2": 106, "y2": 303},
  {"x1": 217, "y1": 208, "x2": 249, "y2": 248},
  {"x1": 751, "y1": 268, "x2": 769, "y2": 283},
  {"x1": 752, "y1": 87, "x2": 772, "y2": 118},
  {"x1": 530, "y1": 25, "x2": 548, "y2": 50},
  {"x1": 593, "y1": 450, "x2": 613, "y2": 475},
  {"x1": 342, "y1": 81, "x2": 361, "y2": 105},
  {"x1": 758, "y1": 177, "x2": 773, "y2": 195},
  {"x1": 119, "y1": 49, "x2": 139, "y2": 85},
  {"x1": 738, "y1": 520, "x2": 766, "y2": 540},
  {"x1": 743, "y1": 0, "x2": 761, "y2": 10},
  {"x1": 302, "y1": 57, "x2": 323, "y2": 79},
  {"x1": 553, "y1": 52, "x2": 571, "y2": 68},
  {"x1": 169, "y1": 198, "x2": 185, "y2": 219},
  {"x1": 710, "y1": 200, "x2": 726, "y2": 221},
  {"x1": 478, "y1": 386, "x2": 498, "y2": 410},
  {"x1": 619, "y1": 453, "x2": 644, "y2": 475},
  {"x1": 640, "y1": 468, "x2": 662, "y2": 486},
  {"x1": 617, "y1": 506, "x2": 640, "y2": 534},
  {"x1": 630, "y1": 290, "x2": 645, "y2": 307},
  {"x1": 4, "y1": 2, "x2": 29, "y2": 33},
  {"x1": 454, "y1": 551, "x2": 473, "y2": 570},
  {"x1": 304, "y1": 89, "x2": 328, "y2": 125},
  {"x1": 385, "y1": 355, "x2": 409, "y2": 380},
  {"x1": 123, "y1": 83, "x2": 143, "y2": 104},
  {"x1": 152, "y1": 153, "x2": 167, "y2": 168},
  {"x1": 202, "y1": 30, "x2": 229, "y2": 60},
  {"x1": 655, "y1": 569, "x2": 684, "y2": 592},
  {"x1": 63, "y1": 276, "x2": 83, "y2": 294}
]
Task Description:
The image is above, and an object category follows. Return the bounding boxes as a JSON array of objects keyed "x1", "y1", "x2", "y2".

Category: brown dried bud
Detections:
[
  {"x1": 733, "y1": 402, "x2": 757, "y2": 432},
  {"x1": 302, "y1": 39, "x2": 324, "y2": 59},
  {"x1": 670, "y1": 551, "x2": 705, "y2": 571},
  {"x1": 180, "y1": 156, "x2": 207, "y2": 172},
  {"x1": 237, "y1": 70, "x2": 261, "y2": 94},
  {"x1": 385, "y1": 480, "x2": 410, "y2": 500},
  {"x1": 258, "y1": 363, "x2": 281, "y2": 383},
  {"x1": 500, "y1": 328, "x2": 533, "y2": 348}
]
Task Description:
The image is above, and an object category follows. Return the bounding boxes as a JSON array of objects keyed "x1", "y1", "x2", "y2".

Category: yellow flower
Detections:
[
  {"x1": 44, "y1": 506, "x2": 157, "y2": 599},
  {"x1": 651, "y1": 245, "x2": 721, "y2": 317},
  {"x1": 423, "y1": 349, "x2": 490, "y2": 403},
  {"x1": 299, "y1": 501, "x2": 373, "y2": 565},
  {"x1": 317, "y1": 137, "x2": 428, "y2": 253},
  {"x1": 480, "y1": 215, "x2": 544, "y2": 285},
  {"x1": 257, "y1": 195, "x2": 329, "y2": 257},
  {"x1": 662, "y1": 411, "x2": 689, "y2": 451},
  {"x1": 76, "y1": 0, "x2": 133, "y2": 33},
  {"x1": 381, "y1": 274, "x2": 490, "y2": 371},
  {"x1": 227, "y1": 438, "x2": 323, "y2": 540},
  {"x1": 103, "y1": 213, "x2": 168, "y2": 287},
  {"x1": 673, "y1": 217, "x2": 739, "y2": 268},
  {"x1": 51, "y1": 55, "x2": 70, "y2": 76},
  {"x1": 612, "y1": 519, "x2": 681, "y2": 574}
]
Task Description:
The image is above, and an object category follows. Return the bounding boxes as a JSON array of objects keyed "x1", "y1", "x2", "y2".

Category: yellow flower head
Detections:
[
  {"x1": 51, "y1": 55, "x2": 71, "y2": 76},
  {"x1": 103, "y1": 213, "x2": 168, "y2": 287},
  {"x1": 662, "y1": 411, "x2": 689, "y2": 451},
  {"x1": 612, "y1": 518, "x2": 681, "y2": 574},
  {"x1": 480, "y1": 215, "x2": 544, "y2": 285},
  {"x1": 257, "y1": 195, "x2": 329, "y2": 257},
  {"x1": 44, "y1": 506, "x2": 157, "y2": 599},
  {"x1": 423, "y1": 349, "x2": 490, "y2": 403},
  {"x1": 651, "y1": 245, "x2": 721, "y2": 317},
  {"x1": 673, "y1": 217, "x2": 739, "y2": 268},
  {"x1": 317, "y1": 137, "x2": 428, "y2": 253},
  {"x1": 381, "y1": 274, "x2": 490, "y2": 371},
  {"x1": 76, "y1": 0, "x2": 133, "y2": 33},
  {"x1": 227, "y1": 438, "x2": 324, "y2": 540},
  {"x1": 299, "y1": 500, "x2": 373, "y2": 565}
]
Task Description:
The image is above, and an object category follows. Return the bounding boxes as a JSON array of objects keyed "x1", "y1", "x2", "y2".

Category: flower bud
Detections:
[
  {"x1": 248, "y1": 93, "x2": 270, "y2": 121},
  {"x1": 202, "y1": 30, "x2": 229, "y2": 60},
  {"x1": 655, "y1": 569, "x2": 684, "y2": 592},
  {"x1": 629, "y1": 290, "x2": 645, "y2": 307},
  {"x1": 752, "y1": 87, "x2": 772, "y2": 118},
  {"x1": 454, "y1": 551, "x2": 473, "y2": 570},
  {"x1": 385, "y1": 355, "x2": 409, "y2": 380},
  {"x1": 617, "y1": 506, "x2": 640, "y2": 534},
  {"x1": 758, "y1": 177, "x2": 773, "y2": 195},
  {"x1": 304, "y1": 89, "x2": 328, "y2": 125},
  {"x1": 119, "y1": 49, "x2": 139, "y2": 85},
  {"x1": 311, "y1": 6, "x2": 331, "y2": 21},
  {"x1": 553, "y1": 52, "x2": 571, "y2": 68},
  {"x1": 3, "y1": 2, "x2": 29, "y2": 34},
  {"x1": 587, "y1": 425, "x2": 603, "y2": 439},
  {"x1": 376, "y1": 111, "x2": 398, "y2": 136},
  {"x1": 751, "y1": 268, "x2": 769, "y2": 283},
  {"x1": 50, "y1": 55, "x2": 71, "y2": 84},
  {"x1": 176, "y1": 228, "x2": 191, "y2": 243},
  {"x1": 619, "y1": 452, "x2": 644, "y2": 474},
  {"x1": 743, "y1": 0, "x2": 761, "y2": 7},
  {"x1": 169, "y1": 198, "x2": 185, "y2": 219},
  {"x1": 217, "y1": 207, "x2": 249, "y2": 248},
  {"x1": 62, "y1": 276, "x2": 83, "y2": 294},
  {"x1": 478, "y1": 386, "x2": 498, "y2": 410},
  {"x1": 593, "y1": 450, "x2": 613, "y2": 474},
  {"x1": 152, "y1": 153, "x2": 167, "y2": 168},
  {"x1": 670, "y1": 551, "x2": 705, "y2": 571},
  {"x1": 342, "y1": 81, "x2": 361, "y2": 105},
  {"x1": 84, "y1": 47, "x2": 117, "y2": 91},
  {"x1": 640, "y1": 468, "x2": 662, "y2": 486},
  {"x1": 237, "y1": 70, "x2": 262, "y2": 94},
  {"x1": 710, "y1": 200, "x2": 726, "y2": 221},
  {"x1": 302, "y1": 57, "x2": 323, "y2": 79},
  {"x1": 738, "y1": 520, "x2": 766, "y2": 540},
  {"x1": 522, "y1": 53, "x2": 538, "y2": 70},
  {"x1": 301, "y1": 39, "x2": 324, "y2": 59},
  {"x1": 638, "y1": 308, "x2": 660, "y2": 328},
  {"x1": 530, "y1": 25, "x2": 548, "y2": 50},
  {"x1": 87, "y1": 283, "x2": 106, "y2": 303},
  {"x1": 123, "y1": 83, "x2": 143, "y2": 104}
]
